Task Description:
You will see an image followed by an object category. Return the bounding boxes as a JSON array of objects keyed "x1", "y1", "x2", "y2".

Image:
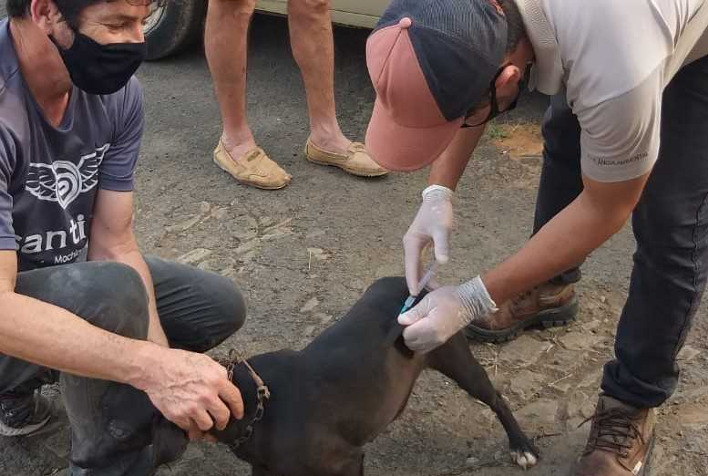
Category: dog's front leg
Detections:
[{"x1": 426, "y1": 333, "x2": 539, "y2": 470}]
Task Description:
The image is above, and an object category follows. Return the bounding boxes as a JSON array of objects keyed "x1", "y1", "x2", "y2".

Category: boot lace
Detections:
[{"x1": 579, "y1": 408, "x2": 643, "y2": 458}]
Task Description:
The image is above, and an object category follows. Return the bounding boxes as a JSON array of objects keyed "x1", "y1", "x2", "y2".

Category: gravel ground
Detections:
[{"x1": 0, "y1": 10, "x2": 706, "y2": 476}]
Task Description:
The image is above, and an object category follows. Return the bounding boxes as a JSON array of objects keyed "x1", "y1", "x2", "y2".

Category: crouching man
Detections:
[{"x1": 0, "y1": 1, "x2": 246, "y2": 474}]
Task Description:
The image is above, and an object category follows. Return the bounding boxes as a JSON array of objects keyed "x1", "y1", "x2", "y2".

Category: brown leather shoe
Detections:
[
  {"x1": 573, "y1": 395, "x2": 656, "y2": 476},
  {"x1": 466, "y1": 281, "x2": 578, "y2": 343}
]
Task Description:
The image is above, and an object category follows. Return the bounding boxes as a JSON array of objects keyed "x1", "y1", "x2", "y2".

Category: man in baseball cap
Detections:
[
  {"x1": 367, "y1": 0, "x2": 708, "y2": 474},
  {"x1": 366, "y1": 0, "x2": 510, "y2": 171}
]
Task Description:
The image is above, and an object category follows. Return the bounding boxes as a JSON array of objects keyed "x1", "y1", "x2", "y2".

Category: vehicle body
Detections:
[{"x1": 145, "y1": 0, "x2": 388, "y2": 60}]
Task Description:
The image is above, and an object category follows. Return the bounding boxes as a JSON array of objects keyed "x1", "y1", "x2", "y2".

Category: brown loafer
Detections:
[
  {"x1": 305, "y1": 139, "x2": 388, "y2": 177},
  {"x1": 466, "y1": 281, "x2": 578, "y2": 343},
  {"x1": 574, "y1": 395, "x2": 656, "y2": 476},
  {"x1": 213, "y1": 140, "x2": 291, "y2": 190}
]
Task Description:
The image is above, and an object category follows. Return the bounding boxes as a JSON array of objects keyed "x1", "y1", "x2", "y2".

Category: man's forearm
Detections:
[
  {"x1": 482, "y1": 190, "x2": 632, "y2": 304},
  {"x1": 428, "y1": 125, "x2": 487, "y2": 189},
  {"x1": 0, "y1": 292, "x2": 160, "y2": 385}
]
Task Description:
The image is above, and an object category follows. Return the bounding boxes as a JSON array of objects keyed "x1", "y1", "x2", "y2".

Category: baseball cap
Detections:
[{"x1": 365, "y1": 0, "x2": 508, "y2": 171}]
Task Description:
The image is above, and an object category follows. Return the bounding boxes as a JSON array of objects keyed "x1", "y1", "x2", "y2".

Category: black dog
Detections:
[{"x1": 214, "y1": 277, "x2": 539, "y2": 476}]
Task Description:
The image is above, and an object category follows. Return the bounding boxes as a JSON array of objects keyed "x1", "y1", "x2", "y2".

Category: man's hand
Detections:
[
  {"x1": 136, "y1": 348, "x2": 244, "y2": 441},
  {"x1": 404, "y1": 185, "x2": 453, "y2": 295},
  {"x1": 398, "y1": 276, "x2": 498, "y2": 353}
]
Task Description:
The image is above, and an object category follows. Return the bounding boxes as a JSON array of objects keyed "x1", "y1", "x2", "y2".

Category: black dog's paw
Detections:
[{"x1": 509, "y1": 437, "x2": 540, "y2": 470}]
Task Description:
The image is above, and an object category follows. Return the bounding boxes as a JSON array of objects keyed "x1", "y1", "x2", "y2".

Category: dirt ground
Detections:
[{"x1": 1, "y1": 12, "x2": 707, "y2": 476}]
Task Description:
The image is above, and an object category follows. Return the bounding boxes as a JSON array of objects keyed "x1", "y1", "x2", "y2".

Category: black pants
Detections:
[
  {"x1": 0, "y1": 257, "x2": 246, "y2": 474},
  {"x1": 535, "y1": 56, "x2": 708, "y2": 408}
]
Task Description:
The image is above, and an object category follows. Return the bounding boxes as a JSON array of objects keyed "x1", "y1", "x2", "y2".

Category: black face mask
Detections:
[{"x1": 51, "y1": 31, "x2": 147, "y2": 95}]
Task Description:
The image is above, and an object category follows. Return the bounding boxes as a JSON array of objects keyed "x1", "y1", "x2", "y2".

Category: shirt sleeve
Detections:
[
  {"x1": 0, "y1": 126, "x2": 17, "y2": 251},
  {"x1": 100, "y1": 77, "x2": 145, "y2": 192},
  {"x1": 577, "y1": 67, "x2": 663, "y2": 183}
]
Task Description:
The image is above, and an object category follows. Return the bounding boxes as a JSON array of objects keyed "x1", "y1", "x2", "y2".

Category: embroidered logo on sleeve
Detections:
[
  {"x1": 25, "y1": 144, "x2": 110, "y2": 209},
  {"x1": 588, "y1": 151, "x2": 649, "y2": 167}
]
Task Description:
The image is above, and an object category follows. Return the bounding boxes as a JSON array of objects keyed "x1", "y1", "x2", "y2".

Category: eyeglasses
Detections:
[{"x1": 461, "y1": 62, "x2": 532, "y2": 128}]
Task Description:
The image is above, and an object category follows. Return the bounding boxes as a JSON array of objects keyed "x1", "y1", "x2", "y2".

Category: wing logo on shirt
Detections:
[{"x1": 25, "y1": 144, "x2": 110, "y2": 210}]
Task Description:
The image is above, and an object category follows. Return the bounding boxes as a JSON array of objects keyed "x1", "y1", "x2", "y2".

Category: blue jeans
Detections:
[
  {"x1": 535, "y1": 55, "x2": 708, "y2": 408},
  {"x1": 0, "y1": 257, "x2": 246, "y2": 474}
]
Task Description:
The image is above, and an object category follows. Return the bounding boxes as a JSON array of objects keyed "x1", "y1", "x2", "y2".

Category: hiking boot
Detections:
[
  {"x1": 573, "y1": 395, "x2": 656, "y2": 476},
  {"x1": 466, "y1": 281, "x2": 578, "y2": 343},
  {"x1": 0, "y1": 389, "x2": 52, "y2": 437}
]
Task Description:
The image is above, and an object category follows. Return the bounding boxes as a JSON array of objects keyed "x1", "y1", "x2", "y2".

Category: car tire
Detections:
[{"x1": 144, "y1": 0, "x2": 207, "y2": 60}]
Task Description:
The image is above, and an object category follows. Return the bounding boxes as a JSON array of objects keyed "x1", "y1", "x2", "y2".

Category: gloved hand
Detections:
[
  {"x1": 398, "y1": 276, "x2": 498, "y2": 353},
  {"x1": 404, "y1": 185, "x2": 454, "y2": 295}
]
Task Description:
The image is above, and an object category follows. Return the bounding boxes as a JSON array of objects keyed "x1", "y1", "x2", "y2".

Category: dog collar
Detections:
[{"x1": 225, "y1": 350, "x2": 271, "y2": 449}]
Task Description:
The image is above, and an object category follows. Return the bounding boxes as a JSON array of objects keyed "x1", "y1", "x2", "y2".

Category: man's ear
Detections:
[
  {"x1": 30, "y1": 0, "x2": 54, "y2": 31},
  {"x1": 494, "y1": 64, "x2": 522, "y2": 94},
  {"x1": 29, "y1": 0, "x2": 69, "y2": 41}
]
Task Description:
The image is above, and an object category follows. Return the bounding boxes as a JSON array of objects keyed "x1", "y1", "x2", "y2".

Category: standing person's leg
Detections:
[
  {"x1": 205, "y1": 0, "x2": 257, "y2": 159},
  {"x1": 603, "y1": 57, "x2": 708, "y2": 407},
  {"x1": 288, "y1": 0, "x2": 388, "y2": 177},
  {"x1": 467, "y1": 94, "x2": 583, "y2": 342},
  {"x1": 532, "y1": 94, "x2": 585, "y2": 260},
  {"x1": 532, "y1": 93, "x2": 585, "y2": 286},
  {"x1": 287, "y1": 0, "x2": 345, "y2": 153},
  {"x1": 575, "y1": 57, "x2": 708, "y2": 475},
  {"x1": 205, "y1": 0, "x2": 292, "y2": 189}
]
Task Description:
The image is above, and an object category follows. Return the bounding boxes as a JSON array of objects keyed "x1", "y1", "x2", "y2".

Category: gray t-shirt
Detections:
[
  {"x1": 517, "y1": 0, "x2": 708, "y2": 182},
  {"x1": 0, "y1": 19, "x2": 144, "y2": 271}
]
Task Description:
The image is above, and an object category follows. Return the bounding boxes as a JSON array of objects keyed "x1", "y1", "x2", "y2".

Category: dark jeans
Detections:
[
  {"x1": 0, "y1": 257, "x2": 246, "y2": 475},
  {"x1": 534, "y1": 55, "x2": 708, "y2": 408}
]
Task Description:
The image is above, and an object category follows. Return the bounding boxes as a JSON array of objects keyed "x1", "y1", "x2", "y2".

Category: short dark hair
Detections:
[
  {"x1": 7, "y1": 0, "x2": 159, "y2": 27},
  {"x1": 6, "y1": 0, "x2": 33, "y2": 17},
  {"x1": 498, "y1": 0, "x2": 526, "y2": 53}
]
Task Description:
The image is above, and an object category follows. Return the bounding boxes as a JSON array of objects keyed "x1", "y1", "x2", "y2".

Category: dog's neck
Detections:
[{"x1": 213, "y1": 361, "x2": 265, "y2": 446}]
